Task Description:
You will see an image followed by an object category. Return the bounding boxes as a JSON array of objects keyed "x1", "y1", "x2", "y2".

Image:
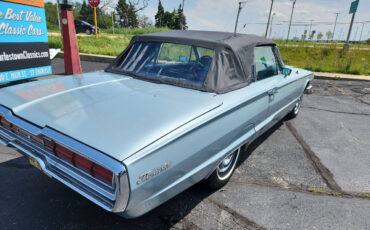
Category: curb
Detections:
[
  {"x1": 314, "y1": 73, "x2": 370, "y2": 82},
  {"x1": 56, "y1": 51, "x2": 115, "y2": 64}
]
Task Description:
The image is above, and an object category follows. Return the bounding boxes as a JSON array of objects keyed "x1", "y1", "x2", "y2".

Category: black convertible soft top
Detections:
[{"x1": 108, "y1": 30, "x2": 276, "y2": 93}]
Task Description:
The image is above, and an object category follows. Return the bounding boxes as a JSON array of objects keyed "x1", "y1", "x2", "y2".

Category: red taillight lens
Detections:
[
  {"x1": 92, "y1": 164, "x2": 113, "y2": 185},
  {"x1": 55, "y1": 144, "x2": 74, "y2": 164},
  {"x1": 51, "y1": 143, "x2": 113, "y2": 185},
  {"x1": 74, "y1": 154, "x2": 93, "y2": 174},
  {"x1": 43, "y1": 138, "x2": 55, "y2": 151}
]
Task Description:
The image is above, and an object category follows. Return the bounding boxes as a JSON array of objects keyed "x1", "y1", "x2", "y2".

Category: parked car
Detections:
[
  {"x1": 0, "y1": 30, "x2": 313, "y2": 218},
  {"x1": 74, "y1": 19, "x2": 100, "y2": 35}
]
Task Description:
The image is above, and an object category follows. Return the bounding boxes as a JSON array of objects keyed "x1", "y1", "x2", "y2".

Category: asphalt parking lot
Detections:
[{"x1": 0, "y1": 60, "x2": 369, "y2": 229}]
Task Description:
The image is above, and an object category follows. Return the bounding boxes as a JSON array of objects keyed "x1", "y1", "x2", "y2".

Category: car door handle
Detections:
[{"x1": 267, "y1": 88, "x2": 278, "y2": 96}]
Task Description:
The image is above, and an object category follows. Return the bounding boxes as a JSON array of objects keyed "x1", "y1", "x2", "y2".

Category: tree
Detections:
[
  {"x1": 309, "y1": 30, "x2": 316, "y2": 40},
  {"x1": 138, "y1": 15, "x2": 153, "y2": 28},
  {"x1": 175, "y1": 4, "x2": 186, "y2": 30},
  {"x1": 326, "y1": 30, "x2": 333, "y2": 40},
  {"x1": 317, "y1": 32, "x2": 323, "y2": 40},
  {"x1": 155, "y1": 0, "x2": 165, "y2": 27},
  {"x1": 301, "y1": 30, "x2": 307, "y2": 41},
  {"x1": 154, "y1": 1, "x2": 187, "y2": 29},
  {"x1": 116, "y1": 0, "x2": 129, "y2": 27},
  {"x1": 116, "y1": 0, "x2": 148, "y2": 28},
  {"x1": 162, "y1": 10, "x2": 176, "y2": 28},
  {"x1": 44, "y1": 2, "x2": 59, "y2": 29},
  {"x1": 127, "y1": 2, "x2": 139, "y2": 27}
]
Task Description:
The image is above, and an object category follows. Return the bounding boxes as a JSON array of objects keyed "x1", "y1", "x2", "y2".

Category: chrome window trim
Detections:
[{"x1": 0, "y1": 105, "x2": 129, "y2": 213}]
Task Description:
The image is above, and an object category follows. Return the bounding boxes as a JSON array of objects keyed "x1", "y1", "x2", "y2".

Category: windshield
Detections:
[{"x1": 114, "y1": 42, "x2": 214, "y2": 85}]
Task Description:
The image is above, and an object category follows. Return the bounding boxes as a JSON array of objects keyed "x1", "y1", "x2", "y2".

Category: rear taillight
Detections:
[
  {"x1": 43, "y1": 138, "x2": 55, "y2": 151},
  {"x1": 55, "y1": 144, "x2": 74, "y2": 164},
  {"x1": 74, "y1": 154, "x2": 94, "y2": 174},
  {"x1": 0, "y1": 117, "x2": 112, "y2": 186},
  {"x1": 92, "y1": 164, "x2": 113, "y2": 185},
  {"x1": 47, "y1": 140, "x2": 113, "y2": 186}
]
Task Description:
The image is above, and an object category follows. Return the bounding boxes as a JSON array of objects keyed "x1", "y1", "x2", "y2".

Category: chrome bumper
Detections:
[{"x1": 0, "y1": 106, "x2": 129, "y2": 213}]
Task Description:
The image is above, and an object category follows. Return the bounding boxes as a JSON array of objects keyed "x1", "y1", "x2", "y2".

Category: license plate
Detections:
[{"x1": 29, "y1": 156, "x2": 52, "y2": 178}]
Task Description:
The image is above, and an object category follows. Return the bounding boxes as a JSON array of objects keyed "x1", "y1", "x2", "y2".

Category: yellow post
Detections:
[{"x1": 94, "y1": 7, "x2": 98, "y2": 38}]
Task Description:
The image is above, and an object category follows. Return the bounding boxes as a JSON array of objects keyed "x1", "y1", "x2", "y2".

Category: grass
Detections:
[
  {"x1": 274, "y1": 39, "x2": 369, "y2": 49},
  {"x1": 279, "y1": 46, "x2": 370, "y2": 75},
  {"x1": 102, "y1": 27, "x2": 168, "y2": 35},
  {"x1": 48, "y1": 29, "x2": 370, "y2": 75},
  {"x1": 48, "y1": 34, "x2": 133, "y2": 56}
]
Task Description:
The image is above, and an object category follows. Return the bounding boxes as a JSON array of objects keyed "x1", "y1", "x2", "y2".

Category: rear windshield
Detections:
[{"x1": 115, "y1": 42, "x2": 214, "y2": 85}]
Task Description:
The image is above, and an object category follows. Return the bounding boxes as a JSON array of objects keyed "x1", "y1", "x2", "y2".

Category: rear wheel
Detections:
[
  {"x1": 287, "y1": 94, "x2": 302, "y2": 119},
  {"x1": 206, "y1": 148, "x2": 240, "y2": 189}
]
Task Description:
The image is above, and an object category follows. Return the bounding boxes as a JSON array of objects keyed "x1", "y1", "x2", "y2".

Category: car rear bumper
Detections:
[{"x1": 0, "y1": 106, "x2": 130, "y2": 213}]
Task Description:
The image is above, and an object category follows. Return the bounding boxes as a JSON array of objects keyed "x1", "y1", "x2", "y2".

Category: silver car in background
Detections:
[{"x1": 0, "y1": 30, "x2": 313, "y2": 218}]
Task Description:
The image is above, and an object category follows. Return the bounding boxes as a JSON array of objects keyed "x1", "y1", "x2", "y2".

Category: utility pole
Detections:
[
  {"x1": 339, "y1": 28, "x2": 344, "y2": 41},
  {"x1": 359, "y1": 22, "x2": 365, "y2": 41},
  {"x1": 180, "y1": 0, "x2": 185, "y2": 30},
  {"x1": 265, "y1": 0, "x2": 274, "y2": 37},
  {"x1": 308, "y1": 20, "x2": 313, "y2": 36},
  {"x1": 286, "y1": 0, "x2": 297, "y2": 42},
  {"x1": 112, "y1": 11, "x2": 115, "y2": 34},
  {"x1": 332, "y1": 12, "x2": 339, "y2": 41},
  {"x1": 308, "y1": 20, "x2": 313, "y2": 37},
  {"x1": 269, "y1": 12, "x2": 276, "y2": 38},
  {"x1": 234, "y1": 1, "x2": 247, "y2": 35},
  {"x1": 354, "y1": 26, "x2": 359, "y2": 41},
  {"x1": 56, "y1": 0, "x2": 61, "y2": 30}
]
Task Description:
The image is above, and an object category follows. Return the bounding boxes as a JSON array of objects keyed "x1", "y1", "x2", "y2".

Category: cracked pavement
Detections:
[{"x1": 0, "y1": 61, "x2": 370, "y2": 230}]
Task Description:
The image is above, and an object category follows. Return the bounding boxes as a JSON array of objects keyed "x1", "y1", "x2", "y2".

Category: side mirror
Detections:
[{"x1": 282, "y1": 68, "x2": 292, "y2": 76}]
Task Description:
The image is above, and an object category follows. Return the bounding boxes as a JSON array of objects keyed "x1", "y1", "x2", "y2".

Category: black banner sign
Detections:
[{"x1": 0, "y1": 42, "x2": 51, "y2": 72}]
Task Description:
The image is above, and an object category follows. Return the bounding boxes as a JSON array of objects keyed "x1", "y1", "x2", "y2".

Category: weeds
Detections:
[{"x1": 48, "y1": 31, "x2": 370, "y2": 75}]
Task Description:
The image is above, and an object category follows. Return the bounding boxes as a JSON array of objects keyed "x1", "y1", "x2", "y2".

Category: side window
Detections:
[{"x1": 254, "y1": 46, "x2": 279, "y2": 81}]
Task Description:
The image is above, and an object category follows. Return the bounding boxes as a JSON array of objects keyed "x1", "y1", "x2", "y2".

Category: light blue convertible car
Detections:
[{"x1": 0, "y1": 30, "x2": 313, "y2": 218}]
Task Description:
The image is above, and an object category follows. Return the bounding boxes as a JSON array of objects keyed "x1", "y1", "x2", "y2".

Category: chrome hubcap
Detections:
[
  {"x1": 294, "y1": 97, "x2": 302, "y2": 114},
  {"x1": 217, "y1": 148, "x2": 240, "y2": 180},
  {"x1": 218, "y1": 153, "x2": 234, "y2": 173}
]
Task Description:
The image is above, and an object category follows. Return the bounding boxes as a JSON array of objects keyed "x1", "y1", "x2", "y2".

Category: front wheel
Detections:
[
  {"x1": 85, "y1": 29, "x2": 91, "y2": 35},
  {"x1": 206, "y1": 148, "x2": 240, "y2": 189}
]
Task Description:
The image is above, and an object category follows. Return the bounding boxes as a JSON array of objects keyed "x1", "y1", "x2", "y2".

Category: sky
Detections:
[
  {"x1": 139, "y1": 0, "x2": 370, "y2": 41},
  {"x1": 50, "y1": 0, "x2": 370, "y2": 41}
]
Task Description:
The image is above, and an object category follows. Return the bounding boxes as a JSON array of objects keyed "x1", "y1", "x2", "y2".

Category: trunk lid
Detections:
[{"x1": 0, "y1": 72, "x2": 222, "y2": 161}]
